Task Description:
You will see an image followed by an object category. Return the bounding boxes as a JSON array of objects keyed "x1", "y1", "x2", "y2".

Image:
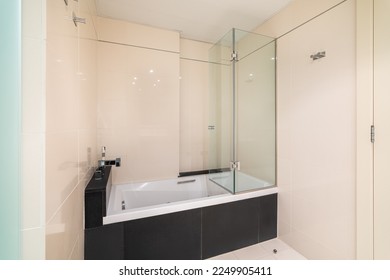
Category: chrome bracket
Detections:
[
  {"x1": 310, "y1": 51, "x2": 326, "y2": 60},
  {"x1": 230, "y1": 161, "x2": 241, "y2": 171},
  {"x1": 231, "y1": 51, "x2": 238, "y2": 62},
  {"x1": 72, "y1": 11, "x2": 86, "y2": 27}
]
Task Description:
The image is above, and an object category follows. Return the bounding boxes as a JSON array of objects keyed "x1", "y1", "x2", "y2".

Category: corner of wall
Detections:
[{"x1": 21, "y1": 0, "x2": 47, "y2": 260}]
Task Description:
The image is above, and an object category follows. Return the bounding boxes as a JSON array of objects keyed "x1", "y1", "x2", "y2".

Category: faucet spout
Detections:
[
  {"x1": 97, "y1": 146, "x2": 121, "y2": 169},
  {"x1": 98, "y1": 158, "x2": 121, "y2": 168}
]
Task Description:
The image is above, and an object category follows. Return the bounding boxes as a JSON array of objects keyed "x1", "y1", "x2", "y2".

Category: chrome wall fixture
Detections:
[
  {"x1": 310, "y1": 51, "x2": 326, "y2": 60},
  {"x1": 64, "y1": 0, "x2": 86, "y2": 27},
  {"x1": 72, "y1": 11, "x2": 87, "y2": 27},
  {"x1": 64, "y1": 0, "x2": 79, "y2": 4}
]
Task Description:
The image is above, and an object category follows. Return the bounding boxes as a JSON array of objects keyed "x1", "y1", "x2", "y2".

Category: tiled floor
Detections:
[{"x1": 208, "y1": 238, "x2": 307, "y2": 260}]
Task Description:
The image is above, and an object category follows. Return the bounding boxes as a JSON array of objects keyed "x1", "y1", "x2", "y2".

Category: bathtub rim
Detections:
[{"x1": 103, "y1": 183, "x2": 278, "y2": 225}]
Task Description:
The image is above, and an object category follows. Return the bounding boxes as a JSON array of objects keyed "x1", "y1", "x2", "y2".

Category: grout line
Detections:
[
  {"x1": 67, "y1": 231, "x2": 82, "y2": 260},
  {"x1": 275, "y1": 0, "x2": 348, "y2": 41},
  {"x1": 46, "y1": 166, "x2": 94, "y2": 225},
  {"x1": 85, "y1": 1, "x2": 99, "y2": 40},
  {"x1": 21, "y1": 226, "x2": 43, "y2": 232},
  {"x1": 98, "y1": 39, "x2": 180, "y2": 55}
]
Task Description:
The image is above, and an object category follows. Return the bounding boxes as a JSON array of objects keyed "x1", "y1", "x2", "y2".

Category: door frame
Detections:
[{"x1": 356, "y1": 0, "x2": 374, "y2": 260}]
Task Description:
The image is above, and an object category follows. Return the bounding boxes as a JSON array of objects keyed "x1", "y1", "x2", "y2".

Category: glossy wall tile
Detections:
[
  {"x1": 274, "y1": 0, "x2": 356, "y2": 259},
  {"x1": 179, "y1": 39, "x2": 211, "y2": 172},
  {"x1": 96, "y1": 19, "x2": 180, "y2": 184},
  {"x1": 45, "y1": 0, "x2": 98, "y2": 259}
]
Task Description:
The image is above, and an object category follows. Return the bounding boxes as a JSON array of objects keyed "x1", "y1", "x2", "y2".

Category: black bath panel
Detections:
[
  {"x1": 259, "y1": 193, "x2": 278, "y2": 242},
  {"x1": 123, "y1": 209, "x2": 202, "y2": 260},
  {"x1": 84, "y1": 222, "x2": 124, "y2": 260},
  {"x1": 202, "y1": 197, "x2": 260, "y2": 259}
]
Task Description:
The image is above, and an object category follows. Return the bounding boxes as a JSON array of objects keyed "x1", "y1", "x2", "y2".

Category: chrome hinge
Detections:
[
  {"x1": 231, "y1": 51, "x2": 238, "y2": 62},
  {"x1": 371, "y1": 125, "x2": 375, "y2": 143},
  {"x1": 230, "y1": 161, "x2": 241, "y2": 171}
]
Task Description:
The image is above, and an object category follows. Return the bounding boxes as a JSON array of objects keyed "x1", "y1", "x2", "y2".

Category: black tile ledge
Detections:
[
  {"x1": 84, "y1": 166, "x2": 112, "y2": 229},
  {"x1": 85, "y1": 166, "x2": 112, "y2": 193},
  {"x1": 178, "y1": 168, "x2": 230, "y2": 177}
]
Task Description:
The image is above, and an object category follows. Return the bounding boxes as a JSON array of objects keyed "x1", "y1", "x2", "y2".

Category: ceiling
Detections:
[{"x1": 95, "y1": 0, "x2": 293, "y2": 43}]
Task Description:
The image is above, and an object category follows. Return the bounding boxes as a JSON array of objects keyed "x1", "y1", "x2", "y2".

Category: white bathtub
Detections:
[{"x1": 103, "y1": 173, "x2": 277, "y2": 225}]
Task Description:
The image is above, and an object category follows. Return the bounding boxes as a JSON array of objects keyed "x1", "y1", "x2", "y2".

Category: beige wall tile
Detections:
[
  {"x1": 79, "y1": 129, "x2": 97, "y2": 180},
  {"x1": 180, "y1": 38, "x2": 211, "y2": 61},
  {"x1": 46, "y1": 35, "x2": 79, "y2": 133},
  {"x1": 254, "y1": 0, "x2": 346, "y2": 38},
  {"x1": 77, "y1": 10, "x2": 98, "y2": 40},
  {"x1": 179, "y1": 58, "x2": 210, "y2": 172},
  {"x1": 272, "y1": 0, "x2": 356, "y2": 259},
  {"x1": 78, "y1": 39, "x2": 97, "y2": 130},
  {"x1": 46, "y1": 131, "x2": 78, "y2": 222},
  {"x1": 45, "y1": 0, "x2": 97, "y2": 259},
  {"x1": 46, "y1": 179, "x2": 85, "y2": 259},
  {"x1": 96, "y1": 16, "x2": 180, "y2": 53},
  {"x1": 69, "y1": 231, "x2": 84, "y2": 260},
  {"x1": 47, "y1": 0, "x2": 78, "y2": 38},
  {"x1": 97, "y1": 37, "x2": 180, "y2": 183}
]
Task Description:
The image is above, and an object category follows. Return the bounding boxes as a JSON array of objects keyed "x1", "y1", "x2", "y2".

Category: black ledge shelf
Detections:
[
  {"x1": 178, "y1": 168, "x2": 230, "y2": 177},
  {"x1": 85, "y1": 166, "x2": 112, "y2": 229}
]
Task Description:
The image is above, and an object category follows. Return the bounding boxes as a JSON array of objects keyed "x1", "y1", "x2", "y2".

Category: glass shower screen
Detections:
[{"x1": 208, "y1": 28, "x2": 276, "y2": 194}]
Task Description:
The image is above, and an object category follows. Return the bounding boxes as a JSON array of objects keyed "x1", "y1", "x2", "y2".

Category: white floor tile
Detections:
[
  {"x1": 273, "y1": 249, "x2": 307, "y2": 260},
  {"x1": 208, "y1": 251, "x2": 238, "y2": 260},
  {"x1": 234, "y1": 244, "x2": 269, "y2": 260},
  {"x1": 208, "y1": 238, "x2": 307, "y2": 260},
  {"x1": 260, "y1": 238, "x2": 292, "y2": 254},
  {"x1": 256, "y1": 253, "x2": 277, "y2": 260}
]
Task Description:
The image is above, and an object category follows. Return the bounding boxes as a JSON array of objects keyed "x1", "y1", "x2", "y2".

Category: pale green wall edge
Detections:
[{"x1": 0, "y1": 0, "x2": 22, "y2": 259}]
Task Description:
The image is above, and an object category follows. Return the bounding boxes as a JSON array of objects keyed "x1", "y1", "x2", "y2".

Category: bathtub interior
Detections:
[{"x1": 107, "y1": 174, "x2": 230, "y2": 215}]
